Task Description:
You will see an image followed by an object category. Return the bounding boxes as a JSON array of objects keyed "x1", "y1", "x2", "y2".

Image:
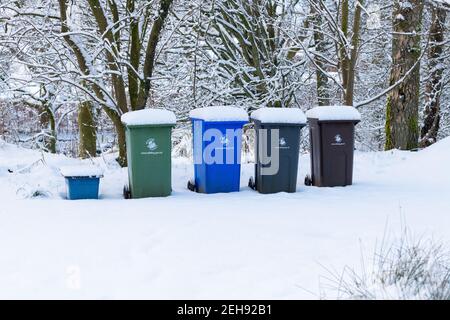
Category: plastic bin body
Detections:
[
  {"x1": 308, "y1": 119, "x2": 358, "y2": 187},
  {"x1": 125, "y1": 124, "x2": 173, "y2": 198},
  {"x1": 192, "y1": 119, "x2": 246, "y2": 193},
  {"x1": 253, "y1": 121, "x2": 304, "y2": 194},
  {"x1": 65, "y1": 177, "x2": 100, "y2": 200}
]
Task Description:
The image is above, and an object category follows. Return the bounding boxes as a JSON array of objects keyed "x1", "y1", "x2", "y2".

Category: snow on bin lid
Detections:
[
  {"x1": 121, "y1": 108, "x2": 176, "y2": 126},
  {"x1": 60, "y1": 165, "x2": 104, "y2": 178},
  {"x1": 306, "y1": 106, "x2": 361, "y2": 121},
  {"x1": 189, "y1": 106, "x2": 248, "y2": 122},
  {"x1": 251, "y1": 107, "x2": 307, "y2": 124}
]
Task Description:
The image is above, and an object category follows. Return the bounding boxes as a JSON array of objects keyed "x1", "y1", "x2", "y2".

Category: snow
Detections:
[
  {"x1": 189, "y1": 106, "x2": 249, "y2": 122},
  {"x1": 400, "y1": 1, "x2": 413, "y2": 10},
  {"x1": 306, "y1": 106, "x2": 361, "y2": 122},
  {"x1": 0, "y1": 138, "x2": 449, "y2": 299},
  {"x1": 250, "y1": 108, "x2": 307, "y2": 124},
  {"x1": 434, "y1": 0, "x2": 450, "y2": 4},
  {"x1": 60, "y1": 166, "x2": 104, "y2": 178},
  {"x1": 121, "y1": 109, "x2": 177, "y2": 126},
  {"x1": 431, "y1": 0, "x2": 450, "y2": 7}
]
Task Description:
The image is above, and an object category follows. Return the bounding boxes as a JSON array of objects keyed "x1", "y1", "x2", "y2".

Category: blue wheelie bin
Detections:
[{"x1": 188, "y1": 106, "x2": 248, "y2": 193}]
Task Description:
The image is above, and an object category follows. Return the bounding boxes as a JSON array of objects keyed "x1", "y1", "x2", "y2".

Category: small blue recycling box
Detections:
[
  {"x1": 189, "y1": 106, "x2": 248, "y2": 194},
  {"x1": 60, "y1": 166, "x2": 103, "y2": 200}
]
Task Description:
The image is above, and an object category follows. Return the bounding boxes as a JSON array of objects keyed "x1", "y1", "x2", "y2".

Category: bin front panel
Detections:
[
  {"x1": 320, "y1": 122, "x2": 355, "y2": 187},
  {"x1": 192, "y1": 119, "x2": 246, "y2": 193},
  {"x1": 254, "y1": 123, "x2": 302, "y2": 194},
  {"x1": 126, "y1": 125, "x2": 172, "y2": 198},
  {"x1": 65, "y1": 177, "x2": 100, "y2": 200},
  {"x1": 308, "y1": 119, "x2": 356, "y2": 187}
]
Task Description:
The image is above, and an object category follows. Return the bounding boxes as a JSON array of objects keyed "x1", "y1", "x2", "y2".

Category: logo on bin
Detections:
[
  {"x1": 220, "y1": 136, "x2": 229, "y2": 146},
  {"x1": 276, "y1": 137, "x2": 290, "y2": 150},
  {"x1": 332, "y1": 134, "x2": 345, "y2": 146},
  {"x1": 146, "y1": 138, "x2": 158, "y2": 151},
  {"x1": 141, "y1": 138, "x2": 163, "y2": 155},
  {"x1": 216, "y1": 135, "x2": 233, "y2": 150}
]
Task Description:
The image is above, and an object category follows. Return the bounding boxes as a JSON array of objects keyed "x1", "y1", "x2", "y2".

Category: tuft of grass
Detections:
[
  {"x1": 29, "y1": 189, "x2": 52, "y2": 198},
  {"x1": 16, "y1": 185, "x2": 52, "y2": 199},
  {"x1": 321, "y1": 230, "x2": 450, "y2": 300}
]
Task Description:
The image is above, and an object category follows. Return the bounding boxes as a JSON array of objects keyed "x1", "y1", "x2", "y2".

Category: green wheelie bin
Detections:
[{"x1": 121, "y1": 108, "x2": 176, "y2": 198}]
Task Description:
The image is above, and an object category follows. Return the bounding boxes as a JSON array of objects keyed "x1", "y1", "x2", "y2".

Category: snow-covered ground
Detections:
[{"x1": 0, "y1": 138, "x2": 449, "y2": 299}]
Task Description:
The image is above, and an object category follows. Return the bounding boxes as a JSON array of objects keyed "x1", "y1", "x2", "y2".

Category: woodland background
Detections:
[{"x1": 0, "y1": 0, "x2": 449, "y2": 165}]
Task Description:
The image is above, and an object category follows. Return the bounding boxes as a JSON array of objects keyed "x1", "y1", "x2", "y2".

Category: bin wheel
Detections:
[
  {"x1": 123, "y1": 185, "x2": 132, "y2": 199},
  {"x1": 248, "y1": 177, "x2": 256, "y2": 190},
  {"x1": 304, "y1": 175, "x2": 312, "y2": 186},
  {"x1": 187, "y1": 179, "x2": 197, "y2": 192}
]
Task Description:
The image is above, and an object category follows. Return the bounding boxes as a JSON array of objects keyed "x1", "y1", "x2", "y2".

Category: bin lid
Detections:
[
  {"x1": 60, "y1": 165, "x2": 104, "y2": 178},
  {"x1": 121, "y1": 108, "x2": 177, "y2": 127},
  {"x1": 306, "y1": 106, "x2": 361, "y2": 122},
  {"x1": 251, "y1": 107, "x2": 306, "y2": 125},
  {"x1": 189, "y1": 106, "x2": 248, "y2": 122}
]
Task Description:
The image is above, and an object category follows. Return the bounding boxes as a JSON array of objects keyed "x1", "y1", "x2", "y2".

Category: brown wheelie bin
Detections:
[{"x1": 305, "y1": 106, "x2": 361, "y2": 187}]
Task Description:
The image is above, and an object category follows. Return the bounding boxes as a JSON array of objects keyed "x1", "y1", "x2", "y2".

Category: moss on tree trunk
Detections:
[
  {"x1": 78, "y1": 101, "x2": 97, "y2": 159},
  {"x1": 385, "y1": 0, "x2": 424, "y2": 151}
]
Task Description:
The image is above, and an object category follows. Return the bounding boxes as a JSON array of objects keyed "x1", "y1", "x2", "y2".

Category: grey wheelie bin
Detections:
[
  {"x1": 249, "y1": 108, "x2": 306, "y2": 194},
  {"x1": 305, "y1": 106, "x2": 361, "y2": 187}
]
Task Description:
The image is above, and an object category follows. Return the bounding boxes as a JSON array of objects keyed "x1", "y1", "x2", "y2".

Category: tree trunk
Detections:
[
  {"x1": 339, "y1": 0, "x2": 350, "y2": 93},
  {"x1": 58, "y1": 0, "x2": 173, "y2": 166},
  {"x1": 109, "y1": 113, "x2": 127, "y2": 167},
  {"x1": 385, "y1": 0, "x2": 424, "y2": 151},
  {"x1": 345, "y1": 0, "x2": 363, "y2": 106},
  {"x1": 39, "y1": 107, "x2": 56, "y2": 154},
  {"x1": 420, "y1": 6, "x2": 447, "y2": 148},
  {"x1": 138, "y1": 0, "x2": 174, "y2": 108},
  {"x1": 78, "y1": 101, "x2": 97, "y2": 159},
  {"x1": 98, "y1": 106, "x2": 127, "y2": 167},
  {"x1": 116, "y1": 123, "x2": 127, "y2": 167},
  {"x1": 311, "y1": 0, "x2": 331, "y2": 106}
]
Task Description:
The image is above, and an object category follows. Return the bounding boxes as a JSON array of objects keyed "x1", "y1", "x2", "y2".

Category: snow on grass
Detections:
[
  {"x1": 0, "y1": 139, "x2": 449, "y2": 299},
  {"x1": 321, "y1": 230, "x2": 450, "y2": 300}
]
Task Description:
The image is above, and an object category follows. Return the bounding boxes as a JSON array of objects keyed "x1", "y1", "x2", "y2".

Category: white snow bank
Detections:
[
  {"x1": 121, "y1": 109, "x2": 176, "y2": 126},
  {"x1": 251, "y1": 108, "x2": 306, "y2": 124},
  {"x1": 60, "y1": 166, "x2": 104, "y2": 178},
  {"x1": 306, "y1": 106, "x2": 361, "y2": 122},
  {"x1": 390, "y1": 136, "x2": 450, "y2": 187},
  {"x1": 0, "y1": 138, "x2": 450, "y2": 299},
  {"x1": 189, "y1": 106, "x2": 248, "y2": 122},
  {"x1": 421, "y1": 135, "x2": 450, "y2": 155}
]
